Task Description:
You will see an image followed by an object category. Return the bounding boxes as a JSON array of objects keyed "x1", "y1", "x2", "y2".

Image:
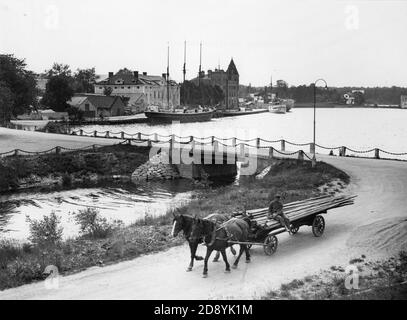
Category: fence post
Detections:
[
  {"x1": 121, "y1": 131, "x2": 125, "y2": 139},
  {"x1": 92, "y1": 144, "x2": 97, "y2": 152},
  {"x1": 169, "y1": 136, "x2": 174, "y2": 164},
  {"x1": 94, "y1": 130, "x2": 97, "y2": 137},
  {"x1": 339, "y1": 146, "x2": 347, "y2": 157},
  {"x1": 211, "y1": 136, "x2": 215, "y2": 146},
  {"x1": 153, "y1": 133, "x2": 158, "y2": 142},
  {"x1": 137, "y1": 132, "x2": 141, "y2": 140},
  {"x1": 297, "y1": 150, "x2": 304, "y2": 162},
  {"x1": 105, "y1": 131, "x2": 110, "y2": 138},
  {"x1": 239, "y1": 143, "x2": 245, "y2": 158},
  {"x1": 190, "y1": 136, "x2": 195, "y2": 149},
  {"x1": 374, "y1": 148, "x2": 380, "y2": 159},
  {"x1": 147, "y1": 138, "x2": 152, "y2": 147},
  {"x1": 80, "y1": 129, "x2": 83, "y2": 136},
  {"x1": 281, "y1": 139, "x2": 286, "y2": 152},
  {"x1": 269, "y1": 147, "x2": 274, "y2": 159},
  {"x1": 55, "y1": 146, "x2": 61, "y2": 155},
  {"x1": 232, "y1": 137, "x2": 237, "y2": 148},
  {"x1": 310, "y1": 143, "x2": 315, "y2": 154},
  {"x1": 256, "y1": 138, "x2": 260, "y2": 149},
  {"x1": 14, "y1": 149, "x2": 19, "y2": 157}
]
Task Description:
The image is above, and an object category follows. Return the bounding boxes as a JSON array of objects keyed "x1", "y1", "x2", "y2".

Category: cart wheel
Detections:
[
  {"x1": 290, "y1": 225, "x2": 299, "y2": 234},
  {"x1": 312, "y1": 215, "x2": 325, "y2": 237},
  {"x1": 263, "y1": 235, "x2": 278, "y2": 255}
]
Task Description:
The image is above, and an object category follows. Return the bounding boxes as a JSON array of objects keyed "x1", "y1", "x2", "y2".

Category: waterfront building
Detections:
[
  {"x1": 191, "y1": 59, "x2": 239, "y2": 109},
  {"x1": 94, "y1": 69, "x2": 180, "y2": 113},
  {"x1": 67, "y1": 93, "x2": 125, "y2": 118}
]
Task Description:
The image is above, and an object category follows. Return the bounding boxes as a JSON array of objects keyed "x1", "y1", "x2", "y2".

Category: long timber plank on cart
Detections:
[{"x1": 235, "y1": 195, "x2": 356, "y2": 230}]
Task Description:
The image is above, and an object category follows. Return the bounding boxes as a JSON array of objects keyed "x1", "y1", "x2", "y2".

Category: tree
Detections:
[
  {"x1": 74, "y1": 68, "x2": 98, "y2": 93},
  {"x1": 103, "y1": 86, "x2": 113, "y2": 96},
  {"x1": 0, "y1": 83, "x2": 15, "y2": 124},
  {"x1": 353, "y1": 91, "x2": 365, "y2": 105},
  {"x1": 41, "y1": 75, "x2": 74, "y2": 112},
  {"x1": 66, "y1": 106, "x2": 84, "y2": 122},
  {"x1": 45, "y1": 63, "x2": 72, "y2": 77},
  {"x1": 0, "y1": 54, "x2": 38, "y2": 118},
  {"x1": 180, "y1": 81, "x2": 224, "y2": 106}
]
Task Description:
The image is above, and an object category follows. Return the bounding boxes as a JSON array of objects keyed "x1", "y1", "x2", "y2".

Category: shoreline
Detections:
[{"x1": 0, "y1": 158, "x2": 349, "y2": 291}]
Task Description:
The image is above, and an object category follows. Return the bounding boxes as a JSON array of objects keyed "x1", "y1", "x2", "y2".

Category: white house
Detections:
[{"x1": 94, "y1": 69, "x2": 180, "y2": 113}]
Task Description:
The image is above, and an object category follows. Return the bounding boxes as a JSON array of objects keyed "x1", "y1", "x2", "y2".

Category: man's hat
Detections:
[{"x1": 274, "y1": 193, "x2": 281, "y2": 198}]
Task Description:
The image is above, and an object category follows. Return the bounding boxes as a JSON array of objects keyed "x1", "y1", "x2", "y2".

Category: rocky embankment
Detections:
[{"x1": 131, "y1": 152, "x2": 180, "y2": 182}]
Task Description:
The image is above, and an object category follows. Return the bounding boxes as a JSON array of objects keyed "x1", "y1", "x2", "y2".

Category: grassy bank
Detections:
[
  {"x1": 262, "y1": 251, "x2": 407, "y2": 300},
  {"x1": 0, "y1": 144, "x2": 151, "y2": 192},
  {"x1": 172, "y1": 159, "x2": 349, "y2": 218},
  {"x1": 0, "y1": 209, "x2": 184, "y2": 290},
  {"x1": 0, "y1": 159, "x2": 349, "y2": 291}
]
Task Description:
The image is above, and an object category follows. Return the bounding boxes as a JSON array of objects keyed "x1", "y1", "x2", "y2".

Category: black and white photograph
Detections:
[{"x1": 0, "y1": 0, "x2": 407, "y2": 308}]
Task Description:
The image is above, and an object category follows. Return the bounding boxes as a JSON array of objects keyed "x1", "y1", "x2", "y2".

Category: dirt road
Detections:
[{"x1": 1, "y1": 129, "x2": 407, "y2": 299}]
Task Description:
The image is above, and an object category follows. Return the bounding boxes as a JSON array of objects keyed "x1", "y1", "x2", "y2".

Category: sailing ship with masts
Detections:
[{"x1": 144, "y1": 42, "x2": 214, "y2": 123}]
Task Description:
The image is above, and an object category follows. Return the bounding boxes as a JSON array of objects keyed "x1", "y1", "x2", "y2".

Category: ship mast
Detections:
[
  {"x1": 199, "y1": 42, "x2": 203, "y2": 106},
  {"x1": 183, "y1": 41, "x2": 186, "y2": 84},
  {"x1": 182, "y1": 41, "x2": 186, "y2": 106},
  {"x1": 198, "y1": 42, "x2": 202, "y2": 88},
  {"x1": 167, "y1": 44, "x2": 170, "y2": 109}
]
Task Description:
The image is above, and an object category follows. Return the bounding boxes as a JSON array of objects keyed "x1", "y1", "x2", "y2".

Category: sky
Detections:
[{"x1": 1, "y1": 0, "x2": 406, "y2": 87}]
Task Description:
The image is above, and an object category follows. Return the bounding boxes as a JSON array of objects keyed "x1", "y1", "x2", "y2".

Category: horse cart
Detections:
[{"x1": 232, "y1": 195, "x2": 356, "y2": 255}]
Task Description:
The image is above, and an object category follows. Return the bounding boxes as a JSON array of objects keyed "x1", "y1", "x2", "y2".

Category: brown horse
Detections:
[
  {"x1": 172, "y1": 213, "x2": 236, "y2": 272},
  {"x1": 190, "y1": 217, "x2": 251, "y2": 277}
]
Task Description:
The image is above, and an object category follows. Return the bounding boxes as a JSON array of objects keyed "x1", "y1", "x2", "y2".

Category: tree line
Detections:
[
  {"x1": 0, "y1": 54, "x2": 98, "y2": 123},
  {"x1": 180, "y1": 81, "x2": 224, "y2": 106},
  {"x1": 240, "y1": 83, "x2": 407, "y2": 105}
]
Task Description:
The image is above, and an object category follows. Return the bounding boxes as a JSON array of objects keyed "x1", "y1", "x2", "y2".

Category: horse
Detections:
[
  {"x1": 190, "y1": 217, "x2": 251, "y2": 278},
  {"x1": 171, "y1": 213, "x2": 236, "y2": 272}
]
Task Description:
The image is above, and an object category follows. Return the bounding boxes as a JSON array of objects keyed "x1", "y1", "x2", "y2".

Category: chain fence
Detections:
[{"x1": 2, "y1": 126, "x2": 407, "y2": 161}]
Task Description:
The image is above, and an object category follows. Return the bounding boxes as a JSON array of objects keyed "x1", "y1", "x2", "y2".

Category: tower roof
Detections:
[{"x1": 227, "y1": 58, "x2": 239, "y2": 75}]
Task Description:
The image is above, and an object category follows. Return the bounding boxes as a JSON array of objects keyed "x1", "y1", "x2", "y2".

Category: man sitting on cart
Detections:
[{"x1": 268, "y1": 193, "x2": 292, "y2": 235}]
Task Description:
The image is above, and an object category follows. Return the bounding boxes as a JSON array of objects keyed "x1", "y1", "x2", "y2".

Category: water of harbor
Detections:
[
  {"x1": 78, "y1": 108, "x2": 407, "y2": 160},
  {"x1": 0, "y1": 181, "x2": 194, "y2": 241}
]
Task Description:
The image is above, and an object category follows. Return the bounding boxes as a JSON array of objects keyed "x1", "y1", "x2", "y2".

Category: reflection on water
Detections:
[{"x1": 0, "y1": 181, "x2": 195, "y2": 241}]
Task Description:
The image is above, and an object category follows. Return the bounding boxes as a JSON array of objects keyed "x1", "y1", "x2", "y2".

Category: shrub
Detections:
[
  {"x1": 0, "y1": 162, "x2": 19, "y2": 191},
  {"x1": 26, "y1": 212, "x2": 63, "y2": 247},
  {"x1": 0, "y1": 239, "x2": 23, "y2": 269},
  {"x1": 61, "y1": 172, "x2": 72, "y2": 187},
  {"x1": 39, "y1": 122, "x2": 67, "y2": 134},
  {"x1": 74, "y1": 208, "x2": 120, "y2": 239}
]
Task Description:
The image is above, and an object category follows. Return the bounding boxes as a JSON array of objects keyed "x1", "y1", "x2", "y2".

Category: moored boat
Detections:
[
  {"x1": 220, "y1": 108, "x2": 268, "y2": 117},
  {"x1": 269, "y1": 104, "x2": 287, "y2": 114},
  {"x1": 145, "y1": 107, "x2": 214, "y2": 123},
  {"x1": 144, "y1": 42, "x2": 215, "y2": 123}
]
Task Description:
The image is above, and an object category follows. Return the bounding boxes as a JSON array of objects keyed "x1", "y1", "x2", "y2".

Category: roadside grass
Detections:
[
  {"x1": 262, "y1": 251, "x2": 407, "y2": 300},
  {"x1": 0, "y1": 208, "x2": 184, "y2": 291},
  {"x1": 163, "y1": 159, "x2": 350, "y2": 219}
]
